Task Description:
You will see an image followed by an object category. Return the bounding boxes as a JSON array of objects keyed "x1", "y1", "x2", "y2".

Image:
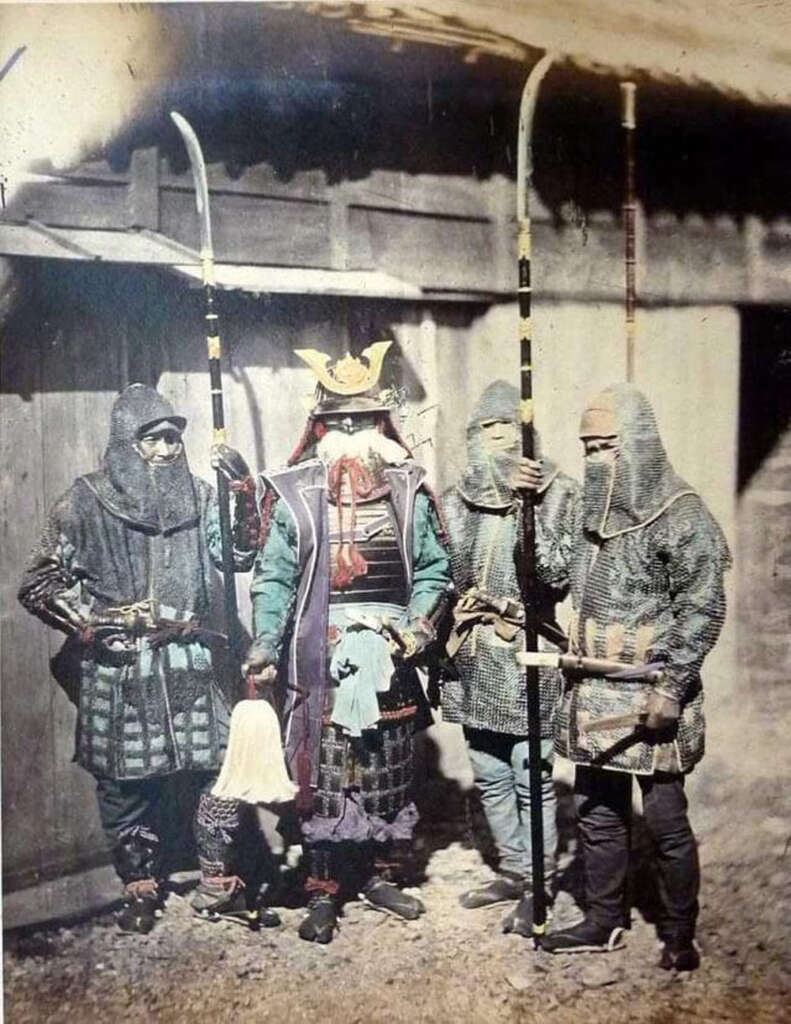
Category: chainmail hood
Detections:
[
  {"x1": 86, "y1": 384, "x2": 198, "y2": 533},
  {"x1": 458, "y1": 380, "x2": 556, "y2": 509},
  {"x1": 581, "y1": 384, "x2": 693, "y2": 538}
]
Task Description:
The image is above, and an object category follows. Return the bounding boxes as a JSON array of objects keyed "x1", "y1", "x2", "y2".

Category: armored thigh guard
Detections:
[{"x1": 314, "y1": 717, "x2": 415, "y2": 820}]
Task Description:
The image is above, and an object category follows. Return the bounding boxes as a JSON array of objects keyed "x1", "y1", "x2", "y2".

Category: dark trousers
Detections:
[
  {"x1": 96, "y1": 772, "x2": 215, "y2": 884},
  {"x1": 575, "y1": 766, "x2": 700, "y2": 943}
]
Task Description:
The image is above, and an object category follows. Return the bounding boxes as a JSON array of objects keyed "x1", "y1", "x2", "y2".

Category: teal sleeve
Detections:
[
  {"x1": 205, "y1": 489, "x2": 257, "y2": 573},
  {"x1": 406, "y1": 490, "x2": 452, "y2": 620},
  {"x1": 249, "y1": 499, "x2": 301, "y2": 662}
]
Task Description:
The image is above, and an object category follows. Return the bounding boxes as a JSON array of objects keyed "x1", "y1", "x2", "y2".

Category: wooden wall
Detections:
[{"x1": 0, "y1": 258, "x2": 489, "y2": 896}]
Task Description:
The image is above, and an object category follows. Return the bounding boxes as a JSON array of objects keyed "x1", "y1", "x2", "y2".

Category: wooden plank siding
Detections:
[
  {"x1": 0, "y1": 334, "x2": 58, "y2": 893},
  {"x1": 3, "y1": 154, "x2": 790, "y2": 303},
  {"x1": 161, "y1": 189, "x2": 334, "y2": 268},
  {"x1": 1, "y1": 274, "x2": 126, "y2": 891}
]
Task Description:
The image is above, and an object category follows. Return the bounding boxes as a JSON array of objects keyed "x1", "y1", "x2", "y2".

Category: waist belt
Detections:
[{"x1": 92, "y1": 601, "x2": 226, "y2": 649}]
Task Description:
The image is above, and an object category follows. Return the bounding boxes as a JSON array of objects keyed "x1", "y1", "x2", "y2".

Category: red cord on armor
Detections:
[{"x1": 328, "y1": 456, "x2": 374, "y2": 589}]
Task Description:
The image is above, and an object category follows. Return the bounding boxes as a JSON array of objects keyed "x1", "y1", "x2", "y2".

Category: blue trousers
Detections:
[{"x1": 464, "y1": 727, "x2": 557, "y2": 886}]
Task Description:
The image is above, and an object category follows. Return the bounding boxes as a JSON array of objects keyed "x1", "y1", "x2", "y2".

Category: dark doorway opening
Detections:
[{"x1": 737, "y1": 305, "x2": 791, "y2": 493}]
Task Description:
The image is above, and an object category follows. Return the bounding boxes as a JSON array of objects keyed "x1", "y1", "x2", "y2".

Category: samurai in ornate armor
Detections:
[
  {"x1": 244, "y1": 342, "x2": 452, "y2": 943},
  {"x1": 18, "y1": 384, "x2": 260, "y2": 933},
  {"x1": 544, "y1": 384, "x2": 731, "y2": 970},
  {"x1": 440, "y1": 380, "x2": 580, "y2": 934}
]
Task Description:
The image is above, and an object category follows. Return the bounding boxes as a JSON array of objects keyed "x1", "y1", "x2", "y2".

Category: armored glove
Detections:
[
  {"x1": 210, "y1": 444, "x2": 260, "y2": 551},
  {"x1": 210, "y1": 444, "x2": 251, "y2": 482},
  {"x1": 242, "y1": 642, "x2": 277, "y2": 691}
]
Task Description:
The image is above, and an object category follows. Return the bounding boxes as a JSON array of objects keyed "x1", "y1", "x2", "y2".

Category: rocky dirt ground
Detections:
[{"x1": 4, "y1": 772, "x2": 790, "y2": 1024}]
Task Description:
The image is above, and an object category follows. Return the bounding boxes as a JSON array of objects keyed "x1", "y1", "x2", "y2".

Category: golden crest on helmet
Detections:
[{"x1": 294, "y1": 341, "x2": 392, "y2": 397}]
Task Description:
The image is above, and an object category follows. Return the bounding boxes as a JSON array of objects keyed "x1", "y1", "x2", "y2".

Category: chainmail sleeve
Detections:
[
  {"x1": 18, "y1": 489, "x2": 90, "y2": 633},
  {"x1": 439, "y1": 488, "x2": 474, "y2": 592},
  {"x1": 656, "y1": 493, "x2": 731, "y2": 702},
  {"x1": 534, "y1": 472, "x2": 581, "y2": 594}
]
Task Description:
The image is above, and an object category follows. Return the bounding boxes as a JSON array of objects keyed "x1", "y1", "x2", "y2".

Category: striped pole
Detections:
[
  {"x1": 621, "y1": 82, "x2": 637, "y2": 382},
  {"x1": 203, "y1": 266, "x2": 243, "y2": 676},
  {"x1": 516, "y1": 52, "x2": 553, "y2": 948}
]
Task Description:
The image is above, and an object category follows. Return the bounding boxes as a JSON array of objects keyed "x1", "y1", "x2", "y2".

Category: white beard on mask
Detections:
[{"x1": 315, "y1": 427, "x2": 409, "y2": 467}]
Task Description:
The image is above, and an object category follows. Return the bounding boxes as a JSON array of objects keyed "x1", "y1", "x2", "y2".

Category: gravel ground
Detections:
[{"x1": 4, "y1": 780, "x2": 790, "y2": 1024}]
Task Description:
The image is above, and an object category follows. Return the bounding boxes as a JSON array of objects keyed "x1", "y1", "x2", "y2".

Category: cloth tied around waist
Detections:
[
  {"x1": 446, "y1": 586, "x2": 524, "y2": 658},
  {"x1": 329, "y1": 626, "x2": 397, "y2": 737}
]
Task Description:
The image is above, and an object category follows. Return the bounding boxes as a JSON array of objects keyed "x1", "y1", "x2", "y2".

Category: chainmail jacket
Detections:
[
  {"x1": 441, "y1": 474, "x2": 579, "y2": 736},
  {"x1": 556, "y1": 385, "x2": 731, "y2": 774},
  {"x1": 439, "y1": 381, "x2": 580, "y2": 736}
]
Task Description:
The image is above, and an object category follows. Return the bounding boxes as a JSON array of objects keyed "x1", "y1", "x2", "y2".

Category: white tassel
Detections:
[{"x1": 211, "y1": 700, "x2": 298, "y2": 805}]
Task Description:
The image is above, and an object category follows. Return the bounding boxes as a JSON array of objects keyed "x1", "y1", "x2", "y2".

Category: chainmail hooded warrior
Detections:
[
  {"x1": 440, "y1": 380, "x2": 579, "y2": 924},
  {"x1": 246, "y1": 342, "x2": 452, "y2": 941},
  {"x1": 544, "y1": 383, "x2": 731, "y2": 964},
  {"x1": 442, "y1": 380, "x2": 579, "y2": 736},
  {"x1": 90, "y1": 385, "x2": 196, "y2": 534},
  {"x1": 18, "y1": 384, "x2": 257, "y2": 929},
  {"x1": 556, "y1": 383, "x2": 731, "y2": 775}
]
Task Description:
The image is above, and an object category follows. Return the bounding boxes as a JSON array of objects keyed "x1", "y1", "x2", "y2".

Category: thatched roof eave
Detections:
[{"x1": 311, "y1": 0, "x2": 791, "y2": 106}]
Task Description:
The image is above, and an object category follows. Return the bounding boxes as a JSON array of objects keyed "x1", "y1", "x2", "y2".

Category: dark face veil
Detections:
[{"x1": 99, "y1": 384, "x2": 198, "y2": 533}]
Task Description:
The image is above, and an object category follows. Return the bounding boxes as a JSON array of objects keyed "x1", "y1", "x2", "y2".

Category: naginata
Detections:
[
  {"x1": 516, "y1": 52, "x2": 554, "y2": 946},
  {"x1": 170, "y1": 110, "x2": 243, "y2": 683}
]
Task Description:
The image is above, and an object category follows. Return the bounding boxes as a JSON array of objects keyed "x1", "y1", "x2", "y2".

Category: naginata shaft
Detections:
[
  {"x1": 621, "y1": 82, "x2": 637, "y2": 382},
  {"x1": 516, "y1": 52, "x2": 553, "y2": 948},
  {"x1": 170, "y1": 111, "x2": 243, "y2": 688}
]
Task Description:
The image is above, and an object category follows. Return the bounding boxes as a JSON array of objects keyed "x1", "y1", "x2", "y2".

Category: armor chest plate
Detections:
[{"x1": 328, "y1": 497, "x2": 408, "y2": 605}]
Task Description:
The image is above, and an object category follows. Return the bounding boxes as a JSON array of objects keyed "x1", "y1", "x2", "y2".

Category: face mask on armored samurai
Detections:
[
  {"x1": 315, "y1": 414, "x2": 409, "y2": 468},
  {"x1": 579, "y1": 384, "x2": 688, "y2": 538},
  {"x1": 292, "y1": 342, "x2": 409, "y2": 470},
  {"x1": 480, "y1": 419, "x2": 520, "y2": 456}
]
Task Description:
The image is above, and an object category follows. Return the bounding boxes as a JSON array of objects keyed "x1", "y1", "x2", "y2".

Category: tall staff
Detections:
[
  {"x1": 516, "y1": 52, "x2": 553, "y2": 948},
  {"x1": 621, "y1": 82, "x2": 637, "y2": 381},
  {"x1": 170, "y1": 111, "x2": 244, "y2": 688}
]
